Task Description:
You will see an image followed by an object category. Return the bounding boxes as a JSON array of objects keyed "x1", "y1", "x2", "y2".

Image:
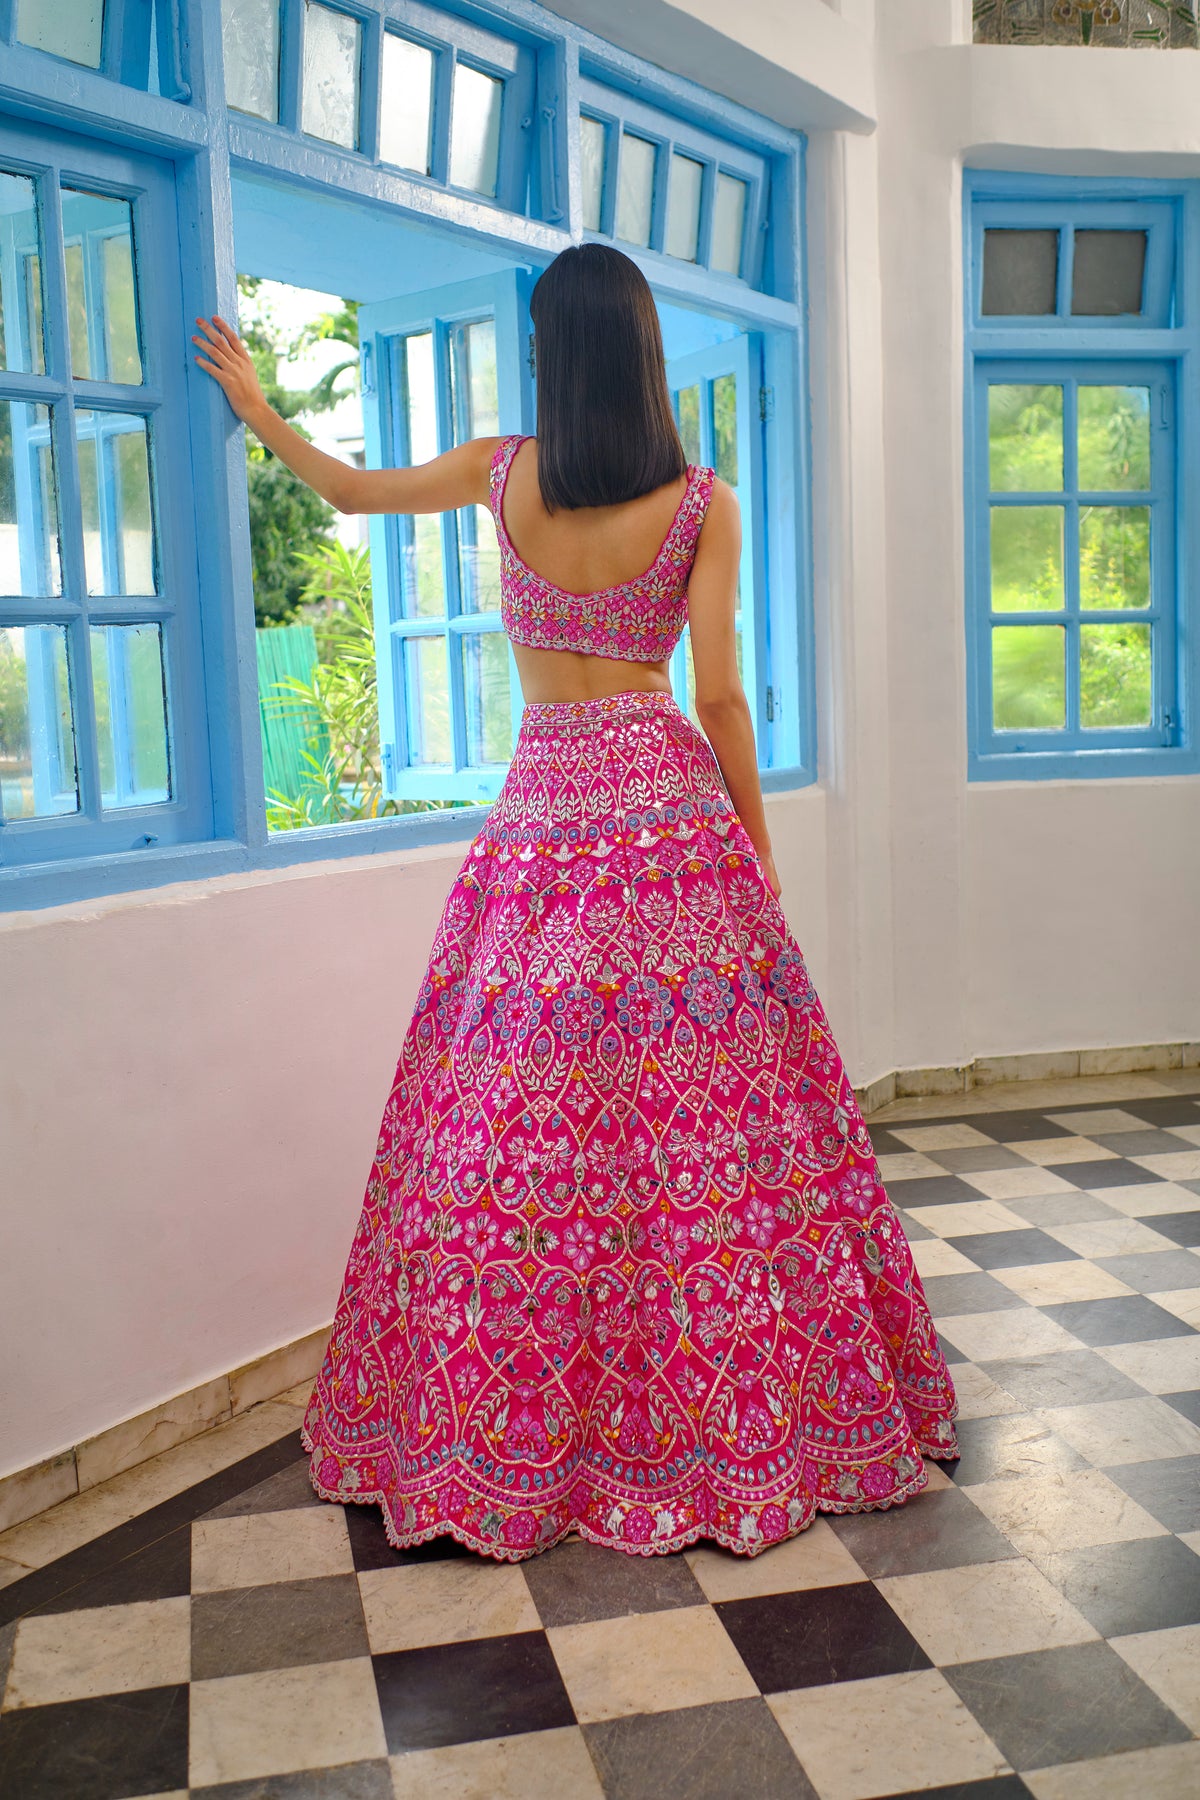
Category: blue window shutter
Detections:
[
  {"x1": 666, "y1": 332, "x2": 769, "y2": 753},
  {"x1": 358, "y1": 270, "x2": 531, "y2": 803}
]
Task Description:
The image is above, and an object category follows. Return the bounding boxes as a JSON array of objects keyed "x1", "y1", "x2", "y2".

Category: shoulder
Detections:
[{"x1": 695, "y1": 473, "x2": 740, "y2": 541}]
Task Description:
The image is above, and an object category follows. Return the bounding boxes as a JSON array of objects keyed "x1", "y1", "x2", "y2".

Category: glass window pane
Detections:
[
  {"x1": 76, "y1": 412, "x2": 157, "y2": 597},
  {"x1": 615, "y1": 133, "x2": 656, "y2": 248},
  {"x1": 450, "y1": 319, "x2": 499, "y2": 441},
  {"x1": 449, "y1": 63, "x2": 503, "y2": 198},
  {"x1": 301, "y1": 2, "x2": 361, "y2": 151},
  {"x1": 404, "y1": 331, "x2": 438, "y2": 464},
  {"x1": 221, "y1": 0, "x2": 280, "y2": 123},
  {"x1": 992, "y1": 624, "x2": 1065, "y2": 731},
  {"x1": 988, "y1": 384, "x2": 1063, "y2": 491},
  {"x1": 981, "y1": 228, "x2": 1058, "y2": 316},
  {"x1": 713, "y1": 373, "x2": 738, "y2": 485},
  {"x1": 464, "y1": 631, "x2": 512, "y2": 764},
  {"x1": 380, "y1": 33, "x2": 434, "y2": 175},
  {"x1": 1080, "y1": 506, "x2": 1150, "y2": 612},
  {"x1": 711, "y1": 172, "x2": 747, "y2": 276},
  {"x1": 580, "y1": 115, "x2": 606, "y2": 233},
  {"x1": 450, "y1": 318, "x2": 500, "y2": 615},
  {"x1": 61, "y1": 189, "x2": 143, "y2": 385},
  {"x1": 404, "y1": 635, "x2": 451, "y2": 763},
  {"x1": 990, "y1": 505, "x2": 1064, "y2": 612},
  {"x1": 666, "y1": 153, "x2": 704, "y2": 262},
  {"x1": 401, "y1": 333, "x2": 444, "y2": 620},
  {"x1": 1077, "y1": 385, "x2": 1151, "y2": 491},
  {"x1": 0, "y1": 173, "x2": 46, "y2": 375},
  {"x1": 65, "y1": 239, "x2": 89, "y2": 380},
  {"x1": 91, "y1": 622, "x2": 171, "y2": 807},
  {"x1": 0, "y1": 624, "x2": 78, "y2": 818},
  {"x1": 14, "y1": 0, "x2": 103, "y2": 68},
  {"x1": 1081, "y1": 622, "x2": 1151, "y2": 729},
  {"x1": 1071, "y1": 229, "x2": 1146, "y2": 316},
  {"x1": 676, "y1": 384, "x2": 701, "y2": 464},
  {"x1": 0, "y1": 400, "x2": 60, "y2": 596}
]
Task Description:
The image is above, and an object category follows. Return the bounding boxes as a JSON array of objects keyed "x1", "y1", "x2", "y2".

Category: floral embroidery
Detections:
[
  {"x1": 490, "y1": 435, "x2": 715, "y2": 664},
  {"x1": 303, "y1": 683, "x2": 960, "y2": 1561}
]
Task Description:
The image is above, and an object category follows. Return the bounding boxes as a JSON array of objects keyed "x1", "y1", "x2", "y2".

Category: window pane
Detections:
[
  {"x1": 0, "y1": 173, "x2": 46, "y2": 375},
  {"x1": 450, "y1": 318, "x2": 500, "y2": 615},
  {"x1": 404, "y1": 636, "x2": 451, "y2": 763},
  {"x1": 1077, "y1": 384, "x2": 1151, "y2": 491},
  {"x1": 990, "y1": 505, "x2": 1064, "y2": 612},
  {"x1": 402, "y1": 333, "x2": 444, "y2": 620},
  {"x1": 404, "y1": 331, "x2": 438, "y2": 464},
  {"x1": 14, "y1": 0, "x2": 103, "y2": 68},
  {"x1": 615, "y1": 133, "x2": 656, "y2": 248},
  {"x1": 665, "y1": 153, "x2": 704, "y2": 262},
  {"x1": 981, "y1": 228, "x2": 1058, "y2": 316},
  {"x1": 76, "y1": 412, "x2": 156, "y2": 597},
  {"x1": 380, "y1": 33, "x2": 434, "y2": 174},
  {"x1": 61, "y1": 189, "x2": 143, "y2": 385},
  {"x1": 676, "y1": 384, "x2": 701, "y2": 464},
  {"x1": 65, "y1": 240, "x2": 89, "y2": 380},
  {"x1": 1080, "y1": 622, "x2": 1151, "y2": 728},
  {"x1": 0, "y1": 400, "x2": 60, "y2": 596},
  {"x1": 1080, "y1": 506, "x2": 1150, "y2": 611},
  {"x1": 713, "y1": 373, "x2": 738, "y2": 485},
  {"x1": 1071, "y1": 229, "x2": 1146, "y2": 316},
  {"x1": 0, "y1": 624, "x2": 78, "y2": 818},
  {"x1": 450, "y1": 319, "x2": 499, "y2": 440},
  {"x1": 580, "y1": 115, "x2": 606, "y2": 232},
  {"x1": 711, "y1": 172, "x2": 747, "y2": 276},
  {"x1": 91, "y1": 622, "x2": 171, "y2": 807},
  {"x1": 464, "y1": 632, "x2": 512, "y2": 763},
  {"x1": 221, "y1": 0, "x2": 280, "y2": 122},
  {"x1": 992, "y1": 624, "x2": 1065, "y2": 731},
  {"x1": 301, "y1": 2, "x2": 360, "y2": 151},
  {"x1": 988, "y1": 384, "x2": 1063, "y2": 491},
  {"x1": 449, "y1": 64, "x2": 503, "y2": 198}
]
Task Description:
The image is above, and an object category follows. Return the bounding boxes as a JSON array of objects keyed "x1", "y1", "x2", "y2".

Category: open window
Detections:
[{"x1": 359, "y1": 270, "x2": 532, "y2": 803}]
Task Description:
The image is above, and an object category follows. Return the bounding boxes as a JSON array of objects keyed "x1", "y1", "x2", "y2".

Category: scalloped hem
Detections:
[{"x1": 299, "y1": 1415, "x2": 960, "y2": 1563}]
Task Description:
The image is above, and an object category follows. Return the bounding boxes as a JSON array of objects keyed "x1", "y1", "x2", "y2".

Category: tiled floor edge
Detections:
[
  {"x1": 854, "y1": 1039, "x2": 1200, "y2": 1112},
  {"x1": 0, "y1": 1323, "x2": 331, "y2": 1536}
]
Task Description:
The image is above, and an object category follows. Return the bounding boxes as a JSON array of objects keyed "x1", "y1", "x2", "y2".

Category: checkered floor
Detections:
[{"x1": 2, "y1": 1092, "x2": 1199, "y2": 1799}]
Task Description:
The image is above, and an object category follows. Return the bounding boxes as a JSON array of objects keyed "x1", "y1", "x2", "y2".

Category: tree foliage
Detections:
[{"x1": 236, "y1": 275, "x2": 361, "y2": 626}]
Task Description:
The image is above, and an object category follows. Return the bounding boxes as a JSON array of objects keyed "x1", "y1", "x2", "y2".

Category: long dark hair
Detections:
[{"x1": 528, "y1": 243, "x2": 687, "y2": 512}]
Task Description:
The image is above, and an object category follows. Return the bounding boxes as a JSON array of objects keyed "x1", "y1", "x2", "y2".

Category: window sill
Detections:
[{"x1": 968, "y1": 744, "x2": 1200, "y2": 782}]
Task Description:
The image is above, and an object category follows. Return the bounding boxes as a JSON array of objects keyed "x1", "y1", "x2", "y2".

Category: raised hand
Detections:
[{"x1": 192, "y1": 314, "x2": 267, "y2": 425}]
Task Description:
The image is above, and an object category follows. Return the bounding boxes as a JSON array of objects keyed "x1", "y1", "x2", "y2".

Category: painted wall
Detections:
[{"x1": 4, "y1": 0, "x2": 1199, "y2": 1474}]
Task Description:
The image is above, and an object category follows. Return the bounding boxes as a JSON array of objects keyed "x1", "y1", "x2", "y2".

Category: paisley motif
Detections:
[{"x1": 302, "y1": 690, "x2": 959, "y2": 1559}]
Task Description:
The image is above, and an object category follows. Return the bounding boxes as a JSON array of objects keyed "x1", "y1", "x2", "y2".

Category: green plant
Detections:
[{"x1": 263, "y1": 541, "x2": 462, "y2": 829}]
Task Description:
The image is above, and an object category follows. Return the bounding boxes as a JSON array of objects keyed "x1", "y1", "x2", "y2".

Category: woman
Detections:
[{"x1": 194, "y1": 243, "x2": 958, "y2": 1561}]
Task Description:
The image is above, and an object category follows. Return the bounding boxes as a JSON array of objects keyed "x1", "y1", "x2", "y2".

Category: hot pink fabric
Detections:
[
  {"x1": 492, "y1": 434, "x2": 716, "y2": 663},
  {"x1": 302, "y1": 689, "x2": 959, "y2": 1559}
]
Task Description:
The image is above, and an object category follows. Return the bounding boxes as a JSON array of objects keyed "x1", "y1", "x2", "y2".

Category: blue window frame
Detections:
[
  {"x1": 0, "y1": 0, "x2": 813, "y2": 908},
  {"x1": 359, "y1": 270, "x2": 531, "y2": 802},
  {"x1": 578, "y1": 78, "x2": 771, "y2": 289},
  {"x1": 0, "y1": 118, "x2": 211, "y2": 868},
  {"x1": 964, "y1": 171, "x2": 1197, "y2": 780},
  {"x1": 222, "y1": 0, "x2": 541, "y2": 216},
  {"x1": 5, "y1": 0, "x2": 187, "y2": 96}
]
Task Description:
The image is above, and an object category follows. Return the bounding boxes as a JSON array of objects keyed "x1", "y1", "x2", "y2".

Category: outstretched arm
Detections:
[
  {"x1": 192, "y1": 313, "x2": 497, "y2": 515},
  {"x1": 686, "y1": 478, "x2": 780, "y2": 899}
]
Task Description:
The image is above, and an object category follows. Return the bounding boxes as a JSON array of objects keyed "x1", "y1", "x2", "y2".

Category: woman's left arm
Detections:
[{"x1": 192, "y1": 313, "x2": 497, "y2": 515}]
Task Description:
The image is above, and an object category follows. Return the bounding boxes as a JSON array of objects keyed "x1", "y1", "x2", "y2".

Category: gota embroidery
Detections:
[
  {"x1": 302, "y1": 690, "x2": 960, "y2": 1561},
  {"x1": 489, "y1": 434, "x2": 716, "y2": 663}
]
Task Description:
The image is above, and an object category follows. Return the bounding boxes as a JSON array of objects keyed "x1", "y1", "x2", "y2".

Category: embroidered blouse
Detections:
[{"x1": 488, "y1": 433, "x2": 716, "y2": 663}]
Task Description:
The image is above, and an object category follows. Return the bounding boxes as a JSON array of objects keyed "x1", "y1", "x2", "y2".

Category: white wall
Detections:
[{"x1": 3, "y1": 0, "x2": 1198, "y2": 1476}]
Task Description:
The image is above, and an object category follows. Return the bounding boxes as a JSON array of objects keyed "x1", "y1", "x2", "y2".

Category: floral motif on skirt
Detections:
[{"x1": 302, "y1": 688, "x2": 959, "y2": 1559}]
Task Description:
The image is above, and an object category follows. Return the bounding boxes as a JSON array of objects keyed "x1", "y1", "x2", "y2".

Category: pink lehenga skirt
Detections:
[{"x1": 301, "y1": 688, "x2": 959, "y2": 1559}]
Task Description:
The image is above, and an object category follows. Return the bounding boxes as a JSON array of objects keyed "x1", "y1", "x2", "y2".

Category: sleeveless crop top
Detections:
[{"x1": 488, "y1": 433, "x2": 716, "y2": 663}]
